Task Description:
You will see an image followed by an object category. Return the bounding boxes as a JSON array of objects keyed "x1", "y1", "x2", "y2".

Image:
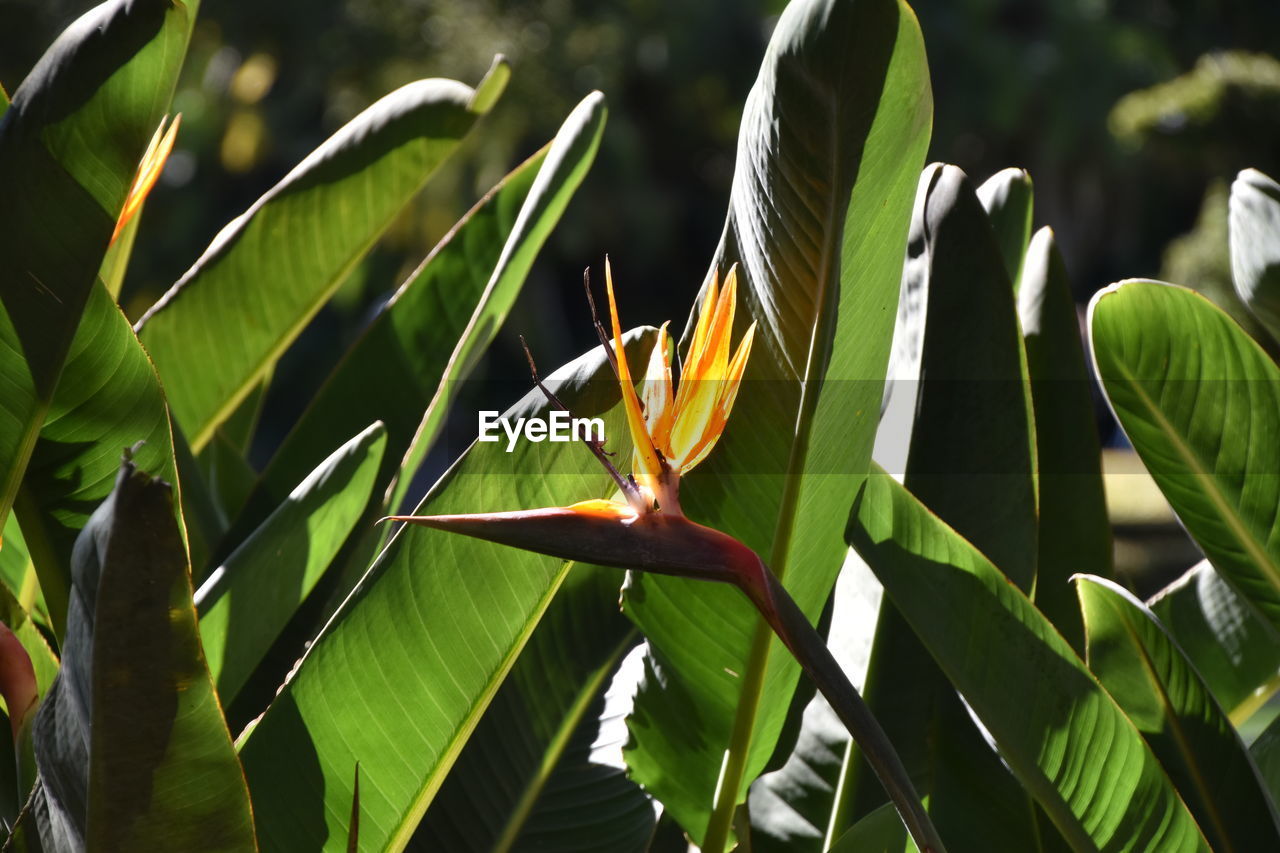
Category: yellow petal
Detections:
[
  {"x1": 566, "y1": 498, "x2": 638, "y2": 520},
  {"x1": 685, "y1": 266, "x2": 737, "y2": 388},
  {"x1": 112, "y1": 114, "x2": 181, "y2": 245},
  {"x1": 706, "y1": 264, "x2": 740, "y2": 379},
  {"x1": 718, "y1": 320, "x2": 756, "y2": 417},
  {"x1": 670, "y1": 265, "x2": 739, "y2": 459},
  {"x1": 641, "y1": 322, "x2": 675, "y2": 455},
  {"x1": 677, "y1": 320, "x2": 755, "y2": 473},
  {"x1": 606, "y1": 259, "x2": 664, "y2": 485},
  {"x1": 685, "y1": 267, "x2": 720, "y2": 377}
]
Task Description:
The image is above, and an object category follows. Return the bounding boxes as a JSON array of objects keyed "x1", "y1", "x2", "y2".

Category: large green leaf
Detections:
[
  {"x1": 847, "y1": 471, "x2": 1210, "y2": 851},
  {"x1": 238, "y1": 330, "x2": 655, "y2": 852},
  {"x1": 229, "y1": 91, "x2": 607, "y2": 547},
  {"x1": 0, "y1": 0, "x2": 193, "y2": 536},
  {"x1": 836, "y1": 163, "x2": 1042, "y2": 850},
  {"x1": 136, "y1": 63, "x2": 508, "y2": 450},
  {"x1": 887, "y1": 164, "x2": 1038, "y2": 587},
  {"x1": 386, "y1": 90, "x2": 605, "y2": 515},
  {"x1": 411, "y1": 564, "x2": 651, "y2": 852},
  {"x1": 1148, "y1": 560, "x2": 1280, "y2": 720},
  {"x1": 18, "y1": 459, "x2": 254, "y2": 851},
  {"x1": 195, "y1": 423, "x2": 386, "y2": 704},
  {"x1": 1229, "y1": 168, "x2": 1280, "y2": 342},
  {"x1": 748, "y1": 151, "x2": 954, "y2": 853},
  {"x1": 1089, "y1": 280, "x2": 1280, "y2": 631},
  {"x1": 14, "y1": 285, "x2": 179, "y2": 640},
  {"x1": 976, "y1": 167, "x2": 1034, "y2": 290},
  {"x1": 1019, "y1": 227, "x2": 1111, "y2": 652},
  {"x1": 1078, "y1": 574, "x2": 1280, "y2": 851},
  {"x1": 620, "y1": 1, "x2": 932, "y2": 844}
]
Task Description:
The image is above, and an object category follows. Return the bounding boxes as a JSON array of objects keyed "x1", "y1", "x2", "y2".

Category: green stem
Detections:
[{"x1": 702, "y1": 621, "x2": 773, "y2": 853}]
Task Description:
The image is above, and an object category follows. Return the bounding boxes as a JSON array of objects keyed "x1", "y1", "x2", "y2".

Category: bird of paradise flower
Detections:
[{"x1": 384, "y1": 261, "x2": 945, "y2": 853}]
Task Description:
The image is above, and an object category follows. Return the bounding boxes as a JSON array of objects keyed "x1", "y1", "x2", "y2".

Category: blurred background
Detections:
[{"x1": 3, "y1": 0, "x2": 1279, "y2": 586}]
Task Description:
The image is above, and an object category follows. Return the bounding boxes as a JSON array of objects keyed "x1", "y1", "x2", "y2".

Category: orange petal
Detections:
[
  {"x1": 112, "y1": 114, "x2": 181, "y2": 245},
  {"x1": 677, "y1": 320, "x2": 755, "y2": 473},
  {"x1": 641, "y1": 322, "x2": 675, "y2": 455},
  {"x1": 605, "y1": 259, "x2": 664, "y2": 485}
]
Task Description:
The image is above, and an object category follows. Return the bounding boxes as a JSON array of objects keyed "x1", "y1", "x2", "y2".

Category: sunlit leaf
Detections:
[
  {"x1": 0, "y1": 0, "x2": 193, "y2": 546},
  {"x1": 238, "y1": 330, "x2": 654, "y2": 851},
  {"x1": 0, "y1": 514, "x2": 47, "y2": 631},
  {"x1": 0, "y1": 581, "x2": 57, "y2": 701},
  {"x1": 621, "y1": 0, "x2": 932, "y2": 843},
  {"x1": 411, "y1": 565, "x2": 652, "y2": 852},
  {"x1": 835, "y1": 163, "x2": 1043, "y2": 850},
  {"x1": 15, "y1": 286, "x2": 179, "y2": 640},
  {"x1": 976, "y1": 166, "x2": 1033, "y2": 289},
  {"x1": 137, "y1": 62, "x2": 508, "y2": 450},
  {"x1": 1230, "y1": 168, "x2": 1280, "y2": 343},
  {"x1": 1148, "y1": 560, "x2": 1280, "y2": 721},
  {"x1": 196, "y1": 423, "x2": 386, "y2": 704},
  {"x1": 227, "y1": 91, "x2": 607, "y2": 553},
  {"x1": 847, "y1": 470, "x2": 1210, "y2": 851},
  {"x1": 1078, "y1": 574, "x2": 1280, "y2": 850},
  {"x1": 1089, "y1": 280, "x2": 1280, "y2": 632},
  {"x1": 1019, "y1": 227, "x2": 1111, "y2": 651}
]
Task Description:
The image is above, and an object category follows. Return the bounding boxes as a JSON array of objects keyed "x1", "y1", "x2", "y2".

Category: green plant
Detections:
[
  {"x1": 0, "y1": 0, "x2": 608, "y2": 847},
  {"x1": 4, "y1": 0, "x2": 1280, "y2": 852}
]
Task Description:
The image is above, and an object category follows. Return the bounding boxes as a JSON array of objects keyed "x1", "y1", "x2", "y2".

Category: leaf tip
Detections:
[{"x1": 469, "y1": 55, "x2": 510, "y2": 114}]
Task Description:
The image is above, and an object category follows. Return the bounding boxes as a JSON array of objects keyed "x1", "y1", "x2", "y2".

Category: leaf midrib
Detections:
[
  {"x1": 385, "y1": 559, "x2": 577, "y2": 852},
  {"x1": 1111, "y1": 355, "x2": 1280, "y2": 602},
  {"x1": 1113, "y1": 597, "x2": 1237, "y2": 851},
  {"x1": 491, "y1": 628, "x2": 638, "y2": 853},
  {"x1": 708, "y1": 74, "x2": 849, "y2": 843},
  {"x1": 184, "y1": 227, "x2": 388, "y2": 452}
]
